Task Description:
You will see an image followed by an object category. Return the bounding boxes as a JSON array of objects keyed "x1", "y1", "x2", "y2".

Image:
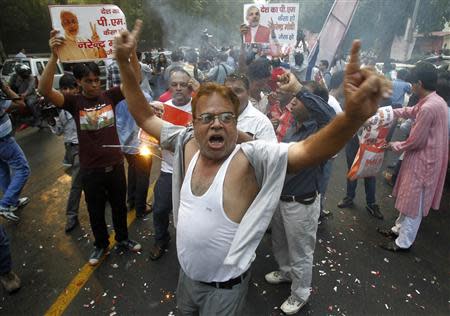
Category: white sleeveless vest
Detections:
[{"x1": 176, "y1": 145, "x2": 250, "y2": 282}]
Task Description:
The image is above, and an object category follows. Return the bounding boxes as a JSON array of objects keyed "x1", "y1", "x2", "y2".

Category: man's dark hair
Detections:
[
  {"x1": 303, "y1": 80, "x2": 329, "y2": 102},
  {"x1": 409, "y1": 62, "x2": 437, "y2": 91},
  {"x1": 320, "y1": 60, "x2": 329, "y2": 69},
  {"x1": 294, "y1": 52, "x2": 304, "y2": 67},
  {"x1": 436, "y1": 70, "x2": 450, "y2": 102},
  {"x1": 225, "y1": 73, "x2": 250, "y2": 90},
  {"x1": 171, "y1": 49, "x2": 184, "y2": 62},
  {"x1": 396, "y1": 69, "x2": 409, "y2": 81},
  {"x1": 185, "y1": 49, "x2": 198, "y2": 64},
  {"x1": 247, "y1": 58, "x2": 271, "y2": 81},
  {"x1": 72, "y1": 62, "x2": 100, "y2": 80},
  {"x1": 59, "y1": 74, "x2": 77, "y2": 89},
  {"x1": 218, "y1": 52, "x2": 228, "y2": 62},
  {"x1": 329, "y1": 70, "x2": 344, "y2": 90},
  {"x1": 271, "y1": 58, "x2": 281, "y2": 68}
]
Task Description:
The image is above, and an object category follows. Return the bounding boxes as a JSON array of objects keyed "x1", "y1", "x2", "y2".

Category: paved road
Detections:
[{"x1": 0, "y1": 127, "x2": 448, "y2": 315}]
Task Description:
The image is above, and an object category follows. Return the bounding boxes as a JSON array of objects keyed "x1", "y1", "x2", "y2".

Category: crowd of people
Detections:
[{"x1": 0, "y1": 18, "x2": 448, "y2": 316}]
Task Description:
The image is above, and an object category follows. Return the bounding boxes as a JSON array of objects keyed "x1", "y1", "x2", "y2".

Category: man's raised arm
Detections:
[
  {"x1": 115, "y1": 20, "x2": 164, "y2": 141},
  {"x1": 38, "y1": 30, "x2": 65, "y2": 108},
  {"x1": 283, "y1": 40, "x2": 391, "y2": 173}
]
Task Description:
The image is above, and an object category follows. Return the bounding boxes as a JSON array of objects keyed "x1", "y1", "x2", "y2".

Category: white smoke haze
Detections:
[{"x1": 143, "y1": 1, "x2": 243, "y2": 50}]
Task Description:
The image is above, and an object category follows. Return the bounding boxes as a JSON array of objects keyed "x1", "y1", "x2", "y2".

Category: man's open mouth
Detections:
[{"x1": 208, "y1": 135, "x2": 225, "y2": 149}]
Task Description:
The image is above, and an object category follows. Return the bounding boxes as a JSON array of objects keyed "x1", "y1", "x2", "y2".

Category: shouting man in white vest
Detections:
[{"x1": 115, "y1": 20, "x2": 391, "y2": 316}]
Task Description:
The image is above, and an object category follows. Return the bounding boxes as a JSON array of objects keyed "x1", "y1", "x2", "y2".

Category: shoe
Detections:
[
  {"x1": 0, "y1": 271, "x2": 21, "y2": 294},
  {"x1": 377, "y1": 227, "x2": 397, "y2": 239},
  {"x1": 337, "y1": 197, "x2": 353, "y2": 208},
  {"x1": 9, "y1": 197, "x2": 30, "y2": 212},
  {"x1": 383, "y1": 170, "x2": 394, "y2": 186},
  {"x1": 265, "y1": 271, "x2": 290, "y2": 284},
  {"x1": 379, "y1": 241, "x2": 410, "y2": 252},
  {"x1": 136, "y1": 206, "x2": 152, "y2": 219},
  {"x1": 65, "y1": 218, "x2": 79, "y2": 233},
  {"x1": 116, "y1": 239, "x2": 142, "y2": 252},
  {"x1": 149, "y1": 242, "x2": 169, "y2": 260},
  {"x1": 0, "y1": 206, "x2": 19, "y2": 222},
  {"x1": 319, "y1": 209, "x2": 332, "y2": 219},
  {"x1": 366, "y1": 204, "x2": 383, "y2": 219},
  {"x1": 280, "y1": 295, "x2": 308, "y2": 315},
  {"x1": 88, "y1": 247, "x2": 109, "y2": 266}
]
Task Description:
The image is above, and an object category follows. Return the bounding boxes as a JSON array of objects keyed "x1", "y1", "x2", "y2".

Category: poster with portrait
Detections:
[
  {"x1": 48, "y1": 5, "x2": 127, "y2": 62},
  {"x1": 243, "y1": 3, "x2": 298, "y2": 46}
]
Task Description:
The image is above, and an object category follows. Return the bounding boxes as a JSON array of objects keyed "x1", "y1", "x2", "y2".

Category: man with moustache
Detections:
[
  {"x1": 115, "y1": 21, "x2": 390, "y2": 316},
  {"x1": 149, "y1": 68, "x2": 194, "y2": 260}
]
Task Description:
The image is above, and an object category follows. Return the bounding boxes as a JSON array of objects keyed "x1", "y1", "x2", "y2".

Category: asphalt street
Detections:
[{"x1": 0, "y1": 127, "x2": 448, "y2": 315}]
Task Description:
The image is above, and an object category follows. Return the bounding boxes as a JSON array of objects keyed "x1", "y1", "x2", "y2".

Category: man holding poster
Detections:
[{"x1": 38, "y1": 24, "x2": 142, "y2": 266}]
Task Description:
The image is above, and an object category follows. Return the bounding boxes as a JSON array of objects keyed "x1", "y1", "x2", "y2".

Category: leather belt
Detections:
[
  {"x1": 280, "y1": 191, "x2": 317, "y2": 205},
  {"x1": 200, "y1": 271, "x2": 248, "y2": 289},
  {"x1": 82, "y1": 162, "x2": 122, "y2": 174}
]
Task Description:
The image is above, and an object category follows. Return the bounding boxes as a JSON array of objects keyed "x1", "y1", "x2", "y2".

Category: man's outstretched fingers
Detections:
[
  {"x1": 131, "y1": 19, "x2": 143, "y2": 41},
  {"x1": 346, "y1": 40, "x2": 361, "y2": 75}
]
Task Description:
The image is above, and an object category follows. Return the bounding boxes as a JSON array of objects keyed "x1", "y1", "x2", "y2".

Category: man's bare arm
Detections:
[
  {"x1": 38, "y1": 30, "x2": 65, "y2": 107},
  {"x1": 115, "y1": 20, "x2": 164, "y2": 141},
  {"x1": 282, "y1": 41, "x2": 391, "y2": 173}
]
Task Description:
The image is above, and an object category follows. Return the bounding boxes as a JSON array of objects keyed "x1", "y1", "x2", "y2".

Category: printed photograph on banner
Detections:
[
  {"x1": 48, "y1": 5, "x2": 127, "y2": 62},
  {"x1": 242, "y1": 3, "x2": 298, "y2": 46},
  {"x1": 79, "y1": 104, "x2": 115, "y2": 131}
]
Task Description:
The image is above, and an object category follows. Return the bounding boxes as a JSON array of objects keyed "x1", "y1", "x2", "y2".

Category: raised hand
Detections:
[
  {"x1": 114, "y1": 20, "x2": 143, "y2": 63},
  {"x1": 49, "y1": 30, "x2": 65, "y2": 56},
  {"x1": 344, "y1": 40, "x2": 392, "y2": 123},
  {"x1": 277, "y1": 72, "x2": 302, "y2": 94},
  {"x1": 240, "y1": 23, "x2": 249, "y2": 36}
]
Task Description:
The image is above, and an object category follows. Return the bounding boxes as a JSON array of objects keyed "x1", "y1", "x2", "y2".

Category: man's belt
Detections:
[
  {"x1": 280, "y1": 191, "x2": 317, "y2": 205},
  {"x1": 81, "y1": 162, "x2": 122, "y2": 174},
  {"x1": 200, "y1": 270, "x2": 248, "y2": 289}
]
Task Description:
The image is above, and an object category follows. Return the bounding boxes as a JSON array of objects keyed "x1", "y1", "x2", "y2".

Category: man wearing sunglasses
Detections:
[{"x1": 116, "y1": 21, "x2": 391, "y2": 316}]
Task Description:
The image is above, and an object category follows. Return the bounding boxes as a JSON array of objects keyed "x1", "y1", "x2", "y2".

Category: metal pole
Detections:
[{"x1": 408, "y1": 0, "x2": 421, "y2": 42}]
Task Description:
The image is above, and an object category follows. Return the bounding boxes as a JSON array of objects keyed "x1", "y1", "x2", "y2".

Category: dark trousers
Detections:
[
  {"x1": 81, "y1": 163, "x2": 128, "y2": 249},
  {"x1": 0, "y1": 225, "x2": 11, "y2": 275},
  {"x1": 124, "y1": 153, "x2": 152, "y2": 215},
  {"x1": 345, "y1": 136, "x2": 376, "y2": 205},
  {"x1": 152, "y1": 171, "x2": 172, "y2": 245},
  {"x1": 65, "y1": 144, "x2": 82, "y2": 220}
]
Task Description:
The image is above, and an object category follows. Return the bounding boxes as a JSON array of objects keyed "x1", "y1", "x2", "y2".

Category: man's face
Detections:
[
  {"x1": 225, "y1": 79, "x2": 249, "y2": 114},
  {"x1": 193, "y1": 93, "x2": 238, "y2": 161},
  {"x1": 319, "y1": 62, "x2": 327, "y2": 72},
  {"x1": 61, "y1": 86, "x2": 79, "y2": 95},
  {"x1": 246, "y1": 7, "x2": 260, "y2": 27},
  {"x1": 289, "y1": 97, "x2": 309, "y2": 123},
  {"x1": 249, "y1": 78, "x2": 270, "y2": 99},
  {"x1": 61, "y1": 12, "x2": 79, "y2": 37},
  {"x1": 77, "y1": 72, "x2": 101, "y2": 98},
  {"x1": 169, "y1": 72, "x2": 191, "y2": 106}
]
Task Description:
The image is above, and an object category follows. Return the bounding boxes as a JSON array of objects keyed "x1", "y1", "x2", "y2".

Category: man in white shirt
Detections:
[
  {"x1": 115, "y1": 21, "x2": 390, "y2": 316},
  {"x1": 225, "y1": 73, "x2": 276, "y2": 142},
  {"x1": 149, "y1": 69, "x2": 193, "y2": 260}
]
